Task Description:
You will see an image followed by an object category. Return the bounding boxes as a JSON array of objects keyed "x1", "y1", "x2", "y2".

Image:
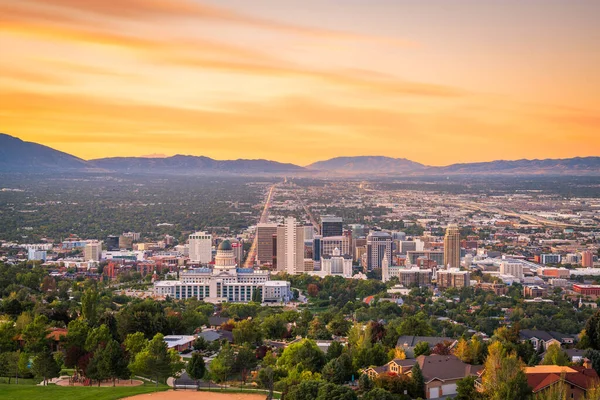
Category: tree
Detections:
[
  {"x1": 32, "y1": 349, "x2": 60, "y2": 385},
  {"x1": 129, "y1": 333, "x2": 184, "y2": 386},
  {"x1": 262, "y1": 314, "x2": 288, "y2": 339},
  {"x1": 81, "y1": 288, "x2": 99, "y2": 326},
  {"x1": 235, "y1": 344, "x2": 258, "y2": 381},
  {"x1": 124, "y1": 332, "x2": 148, "y2": 358},
  {"x1": 431, "y1": 340, "x2": 453, "y2": 355},
  {"x1": 397, "y1": 314, "x2": 433, "y2": 336},
  {"x1": 456, "y1": 376, "x2": 482, "y2": 400},
  {"x1": 209, "y1": 357, "x2": 230, "y2": 383},
  {"x1": 0, "y1": 352, "x2": 21, "y2": 384},
  {"x1": 414, "y1": 341, "x2": 431, "y2": 357},
  {"x1": 285, "y1": 379, "x2": 322, "y2": 400},
  {"x1": 22, "y1": 315, "x2": 49, "y2": 353},
  {"x1": 358, "y1": 373, "x2": 374, "y2": 393},
  {"x1": 362, "y1": 388, "x2": 396, "y2": 400},
  {"x1": 481, "y1": 341, "x2": 532, "y2": 400},
  {"x1": 91, "y1": 340, "x2": 129, "y2": 386},
  {"x1": 186, "y1": 352, "x2": 206, "y2": 386},
  {"x1": 0, "y1": 322, "x2": 17, "y2": 352},
  {"x1": 454, "y1": 338, "x2": 472, "y2": 363},
  {"x1": 541, "y1": 343, "x2": 570, "y2": 366},
  {"x1": 327, "y1": 341, "x2": 344, "y2": 361},
  {"x1": 277, "y1": 339, "x2": 326, "y2": 373},
  {"x1": 322, "y1": 353, "x2": 354, "y2": 384},
  {"x1": 410, "y1": 362, "x2": 426, "y2": 399},
  {"x1": 232, "y1": 319, "x2": 263, "y2": 345},
  {"x1": 85, "y1": 324, "x2": 111, "y2": 352},
  {"x1": 315, "y1": 382, "x2": 357, "y2": 400}
]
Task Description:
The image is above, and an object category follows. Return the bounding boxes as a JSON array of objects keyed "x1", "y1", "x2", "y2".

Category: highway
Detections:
[
  {"x1": 295, "y1": 191, "x2": 320, "y2": 234},
  {"x1": 456, "y1": 202, "x2": 577, "y2": 228},
  {"x1": 243, "y1": 183, "x2": 277, "y2": 268}
]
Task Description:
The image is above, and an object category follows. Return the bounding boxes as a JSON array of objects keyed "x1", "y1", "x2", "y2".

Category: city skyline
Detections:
[{"x1": 1, "y1": 0, "x2": 599, "y2": 165}]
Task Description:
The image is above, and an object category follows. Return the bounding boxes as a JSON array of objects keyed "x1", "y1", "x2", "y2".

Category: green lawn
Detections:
[
  {"x1": 0, "y1": 384, "x2": 169, "y2": 400},
  {"x1": 0, "y1": 378, "x2": 38, "y2": 385}
]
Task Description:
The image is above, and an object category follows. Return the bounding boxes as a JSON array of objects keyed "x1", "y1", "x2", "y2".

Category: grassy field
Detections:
[
  {"x1": 0, "y1": 378, "x2": 38, "y2": 385},
  {"x1": 0, "y1": 383, "x2": 169, "y2": 400}
]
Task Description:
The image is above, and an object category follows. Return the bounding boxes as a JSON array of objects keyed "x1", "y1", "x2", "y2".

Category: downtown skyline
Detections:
[{"x1": 1, "y1": 0, "x2": 599, "y2": 166}]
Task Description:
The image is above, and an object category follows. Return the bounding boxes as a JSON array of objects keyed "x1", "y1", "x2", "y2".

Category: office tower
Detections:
[
  {"x1": 349, "y1": 224, "x2": 366, "y2": 238},
  {"x1": 500, "y1": 261, "x2": 524, "y2": 279},
  {"x1": 382, "y1": 254, "x2": 390, "y2": 283},
  {"x1": 321, "y1": 235, "x2": 351, "y2": 257},
  {"x1": 437, "y1": 268, "x2": 470, "y2": 288},
  {"x1": 443, "y1": 224, "x2": 461, "y2": 269},
  {"x1": 231, "y1": 240, "x2": 244, "y2": 264},
  {"x1": 277, "y1": 217, "x2": 304, "y2": 275},
  {"x1": 28, "y1": 249, "x2": 47, "y2": 262},
  {"x1": 407, "y1": 250, "x2": 444, "y2": 266},
  {"x1": 256, "y1": 223, "x2": 278, "y2": 266},
  {"x1": 398, "y1": 241, "x2": 417, "y2": 255},
  {"x1": 189, "y1": 231, "x2": 212, "y2": 264},
  {"x1": 392, "y1": 231, "x2": 407, "y2": 241},
  {"x1": 84, "y1": 241, "x2": 102, "y2": 261},
  {"x1": 313, "y1": 235, "x2": 322, "y2": 262},
  {"x1": 272, "y1": 234, "x2": 277, "y2": 268},
  {"x1": 106, "y1": 235, "x2": 119, "y2": 251},
  {"x1": 366, "y1": 231, "x2": 392, "y2": 271},
  {"x1": 321, "y1": 216, "x2": 343, "y2": 237},
  {"x1": 118, "y1": 235, "x2": 133, "y2": 250},
  {"x1": 582, "y1": 251, "x2": 594, "y2": 268},
  {"x1": 303, "y1": 225, "x2": 315, "y2": 241}
]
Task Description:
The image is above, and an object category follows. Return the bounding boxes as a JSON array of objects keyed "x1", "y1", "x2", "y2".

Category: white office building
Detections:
[
  {"x1": 277, "y1": 217, "x2": 305, "y2": 275},
  {"x1": 500, "y1": 261, "x2": 524, "y2": 280},
  {"x1": 320, "y1": 247, "x2": 353, "y2": 278},
  {"x1": 189, "y1": 231, "x2": 212, "y2": 264}
]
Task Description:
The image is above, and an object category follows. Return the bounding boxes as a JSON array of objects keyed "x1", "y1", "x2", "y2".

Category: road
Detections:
[
  {"x1": 243, "y1": 183, "x2": 277, "y2": 268},
  {"x1": 457, "y1": 202, "x2": 577, "y2": 228},
  {"x1": 295, "y1": 191, "x2": 320, "y2": 234}
]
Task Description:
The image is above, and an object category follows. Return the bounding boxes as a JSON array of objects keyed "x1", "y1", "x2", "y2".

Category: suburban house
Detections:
[
  {"x1": 363, "y1": 358, "x2": 417, "y2": 379},
  {"x1": 163, "y1": 335, "x2": 196, "y2": 352},
  {"x1": 519, "y1": 329, "x2": 575, "y2": 351},
  {"x1": 407, "y1": 354, "x2": 483, "y2": 399},
  {"x1": 526, "y1": 365, "x2": 599, "y2": 400},
  {"x1": 16, "y1": 327, "x2": 68, "y2": 352},
  {"x1": 396, "y1": 335, "x2": 457, "y2": 357}
]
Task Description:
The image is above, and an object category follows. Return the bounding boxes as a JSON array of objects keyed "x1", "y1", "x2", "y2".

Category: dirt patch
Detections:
[
  {"x1": 123, "y1": 390, "x2": 267, "y2": 400},
  {"x1": 55, "y1": 377, "x2": 144, "y2": 387}
]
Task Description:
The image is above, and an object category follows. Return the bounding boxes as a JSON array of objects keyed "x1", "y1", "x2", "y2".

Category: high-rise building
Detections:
[
  {"x1": 189, "y1": 231, "x2": 212, "y2": 264},
  {"x1": 277, "y1": 217, "x2": 305, "y2": 275},
  {"x1": 382, "y1": 254, "x2": 390, "y2": 282},
  {"x1": 84, "y1": 241, "x2": 102, "y2": 261},
  {"x1": 313, "y1": 235, "x2": 322, "y2": 262},
  {"x1": 231, "y1": 240, "x2": 244, "y2": 264},
  {"x1": 321, "y1": 216, "x2": 343, "y2": 237},
  {"x1": 106, "y1": 235, "x2": 119, "y2": 251},
  {"x1": 541, "y1": 254, "x2": 561, "y2": 265},
  {"x1": 500, "y1": 261, "x2": 524, "y2": 279},
  {"x1": 437, "y1": 268, "x2": 470, "y2": 288},
  {"x1": 28, "y1": 249, "x2": 47, "y2": 262},
  {"x1": 581, "y1": 251, "x2": 594, "y2": 268},
  {"x1": 443, "y1": 224, "x2": 461, "y2": 269},
  {"x1": 366, "y1": 231, "x2": 392, "y2": 271},
  {"x1": 118, "y1": 235, "x2": 133, "y2": 250},
  {"x1": 320, "y1": 235, "x2": 351, "y2": 257},
  {"x1": 256, "y1": 223, "x2": 278, "y2": 266},
  {"x1": 303, "y1": 225, "x2": 315, "y2": 241}
]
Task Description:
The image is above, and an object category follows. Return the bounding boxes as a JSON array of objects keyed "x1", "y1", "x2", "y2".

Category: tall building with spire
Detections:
[
  {"x1": 443, "y1": 224, "x2": 461, "y2": 269},
  {"x1": 381, "y1": 253, "x2": 390, "y2": 283}
]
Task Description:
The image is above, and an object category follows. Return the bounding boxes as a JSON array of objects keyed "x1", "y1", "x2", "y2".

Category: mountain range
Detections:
[{"x1": 1, "y1": 133, "x2": 599, "y2": 176}]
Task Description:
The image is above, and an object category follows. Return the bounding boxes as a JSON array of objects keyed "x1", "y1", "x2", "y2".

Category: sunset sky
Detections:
[{"x1": 1, "y1": 0, "x2": 599, "y2": 166}]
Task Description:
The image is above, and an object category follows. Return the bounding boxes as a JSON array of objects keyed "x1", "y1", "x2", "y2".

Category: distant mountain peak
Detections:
[{"x1": 307, "y1": 155, "x2": 425, "y2": 174}]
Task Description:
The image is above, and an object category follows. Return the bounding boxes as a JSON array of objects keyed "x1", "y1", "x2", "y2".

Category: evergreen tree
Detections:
[
  {"x1": 186, "y1": 352, "x2": 206, "y2": 387},
  {"x1": 32, "y1": 349, "x2": 60, "y2": 385},
  {"x1": 410, "y1": 362, "x2": 426, "y2": 399},
  {"x1": 129, "y1": 333, "x2": 184, "y2": 386}
]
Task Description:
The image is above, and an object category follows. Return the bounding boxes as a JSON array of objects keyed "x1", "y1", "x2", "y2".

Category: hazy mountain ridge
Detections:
[
  {"x1": 0, "y1": 133, "x2": 89, "y2": 172},
  {"x1": 308, "y1": 156, "x2": 425, "y2": 174},
  {"x1": 1, "y1": 134, "x2": 598, "y2": 175},
  {"x1": 89, "y1": 155, "x2": 305, "y2": 174}
]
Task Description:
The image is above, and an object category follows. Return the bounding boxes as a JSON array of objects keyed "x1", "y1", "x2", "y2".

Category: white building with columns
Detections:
[{"x1": 154, "y1": 240, "x2": 290, "y2": 303}]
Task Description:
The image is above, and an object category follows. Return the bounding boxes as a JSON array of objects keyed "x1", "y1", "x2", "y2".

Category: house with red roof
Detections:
[{"x1": 525, "y1": 365, "x2": 599, "y2": 400}]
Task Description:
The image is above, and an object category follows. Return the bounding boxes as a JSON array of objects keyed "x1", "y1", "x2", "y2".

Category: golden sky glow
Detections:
[{"x1": 1, "y1": 0, "x2": 599, "y2": 165}]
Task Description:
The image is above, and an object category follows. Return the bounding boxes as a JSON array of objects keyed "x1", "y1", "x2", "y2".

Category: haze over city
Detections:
[{"x1": 1, "y1": 0, "x2": 599, "y2": 165}]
